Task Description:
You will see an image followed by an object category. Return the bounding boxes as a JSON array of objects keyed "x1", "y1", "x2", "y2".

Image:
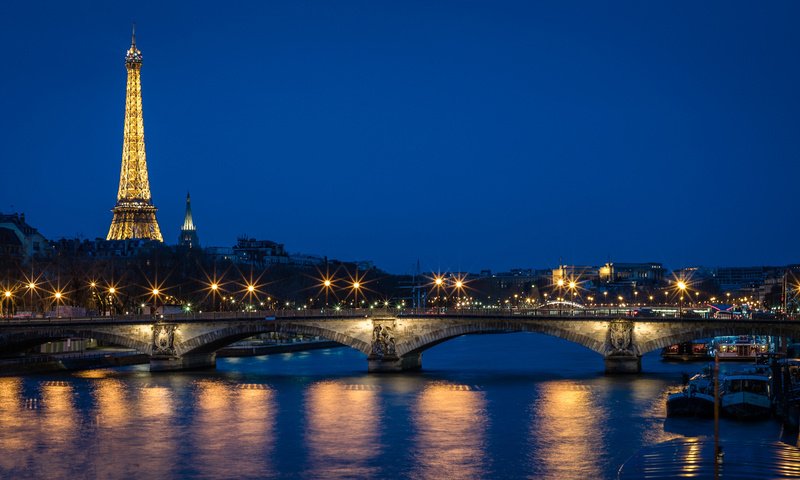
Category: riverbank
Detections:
[
  {"x1": 216, "y1": 340, "x2": 344, "y2": 357},
  {"x1": 0, "y1": 341, "x2": 346, "y2": 376},
  {"x1": 0, "y1": 350, "x2": 148, "y2": 376}
]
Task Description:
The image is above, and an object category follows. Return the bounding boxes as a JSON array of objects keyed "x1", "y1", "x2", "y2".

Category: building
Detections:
[
  {"x1": 106, "y1": 28, "x2": 163, "y2": 242},
  {"x1": 204, "y1": 246, "x2": 235, "y2": 262},
  {"x1": 0, "y1": 213, "x2": 49, "y2": 261},
  {"x1": 51, "y1": 237, "x2": 161, "y2": 258},
  {"x1": 288, "y1": 253, "x2": 324, "y2": 266},
  {"x1": 711, "y1": 266, "x2": 773, "y2": 292},
  {"x1": 552, "y1": 265, "x2": 600, "y2": 284},
  {"x1": 177, "y1": 193, "x2": 200, "y2": 249},
  {"x1": 599, "y1": 262, "x2": 664, "y2": 285},
  {"x1": 233, "y1": 238, "x2": 289, "y2": 266}
]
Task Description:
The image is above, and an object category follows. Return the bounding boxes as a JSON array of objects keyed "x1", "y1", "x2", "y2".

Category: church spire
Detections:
[
  {"x1": 182, "y1": 192, "x2": 195, "y2": 231},
  {"x1": 178, "y1": 192, "x2": 201, "y2": 249}
]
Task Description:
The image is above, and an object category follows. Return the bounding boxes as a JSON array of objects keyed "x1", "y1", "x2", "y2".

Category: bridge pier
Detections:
[
  {"x1": 149, "y1": 353, "x2": 217, "y2": 372},
  {"x1": 368, "y1": 353, "x2": 422, "y2": 373},
  {"x1": 604, "y1": 355, "x2": 641, "y2": 374}
]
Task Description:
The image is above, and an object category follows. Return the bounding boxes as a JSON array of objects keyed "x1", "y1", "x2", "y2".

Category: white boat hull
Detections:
[{"x1": 721, "y1": 391, "x2": 771, "y2": 419}]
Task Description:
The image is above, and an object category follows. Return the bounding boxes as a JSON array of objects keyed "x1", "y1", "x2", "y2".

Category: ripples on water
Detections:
[{"x1": 0, "y1": 334, "x2": 794, "y2": 479}]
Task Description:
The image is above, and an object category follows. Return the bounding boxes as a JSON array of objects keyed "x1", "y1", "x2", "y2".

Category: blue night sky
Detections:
[{"x1": 1, "y1": 1, "x2": 798, "y2": 274}]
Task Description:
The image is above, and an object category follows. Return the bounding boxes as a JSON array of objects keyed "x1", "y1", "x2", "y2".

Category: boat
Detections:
[
  {"x1": 661, "y1": 340, "x2": 711, "y2": 361},
  {"x1": 720, "y1": 368, "x2": 772, "y2": 419},
  {"x1": 713, "y1": 336, "x2": 770, "y2": 361},
  {"x1": 666, "y1": 372, "x2": 716, "y2": 417}
]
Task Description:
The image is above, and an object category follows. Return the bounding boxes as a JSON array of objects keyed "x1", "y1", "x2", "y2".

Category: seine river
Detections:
[{"x1": 0, "y1": 334, "x2": 794, "y2": 479}]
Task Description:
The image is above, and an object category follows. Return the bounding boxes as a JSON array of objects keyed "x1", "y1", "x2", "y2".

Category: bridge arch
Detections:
[
  {"x1": 398, "y1": 321, "x2": 606, "y2": 357},
  {"x1": 0, "y1": 328, "x2": 152, "y2": 355},
  {"x1": 638, "y1": 323, "x2": 798, "y2": 355},
  {"x1": 175, "y1": 322, "x2": 372, "y2": 357}
]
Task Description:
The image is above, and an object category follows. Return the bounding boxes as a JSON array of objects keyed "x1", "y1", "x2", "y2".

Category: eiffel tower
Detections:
[{"x1": 107, "y1": 26, "x2": 163, "y2": 242}]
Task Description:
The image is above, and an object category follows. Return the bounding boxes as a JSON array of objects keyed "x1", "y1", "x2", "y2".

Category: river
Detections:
[{"x1": 0, "y1": 333, "x2": 794, "y2": 479}]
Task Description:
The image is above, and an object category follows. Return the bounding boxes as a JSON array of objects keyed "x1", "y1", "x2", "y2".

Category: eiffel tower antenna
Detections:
[{"x1": 107, "y1": 27, "x2": 163, "y2": 241}]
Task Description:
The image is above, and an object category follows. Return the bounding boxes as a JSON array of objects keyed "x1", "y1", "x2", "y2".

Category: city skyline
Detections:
[{"x1": 2, "y1": 2, "x2": 799, "y2": 274}]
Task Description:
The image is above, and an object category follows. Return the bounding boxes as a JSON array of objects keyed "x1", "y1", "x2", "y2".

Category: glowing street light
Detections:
[
  {"x1": 2, "y1": 289, "x2": 12, "y2": 318},
  {"x1": 350, "y1": 281, "x2": 363, "y2": 308},
  {"x1": 677, "y1": 281, "x2": 687, "y2": 316}
]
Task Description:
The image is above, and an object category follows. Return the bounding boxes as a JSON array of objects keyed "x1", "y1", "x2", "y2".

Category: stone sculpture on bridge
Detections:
[
  {"x1": 152, "y1": 324, "x2": 177, "y2": 356},
  {"x1": 604, "y1": 319, "x2": 641, "y2": 373}
]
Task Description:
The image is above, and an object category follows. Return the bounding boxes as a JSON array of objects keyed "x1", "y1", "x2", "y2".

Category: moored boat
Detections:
[
  {"x1": 720, "y1": 369, "x2": 772, "y2": 419},
  {"x1": 661, "y1": 340, "x2": 711, "y2": 361},
  {"x1": 714, "y1": 336, "x2": 770, "y2": 361},
  {"x1": 666, "y1": 372, "x2": 715, "y2": 417}
]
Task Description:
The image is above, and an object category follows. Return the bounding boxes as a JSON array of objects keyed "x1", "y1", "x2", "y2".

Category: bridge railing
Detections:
[{"x1": 0, "y1": 307, "x2": 796, "y2": 325}]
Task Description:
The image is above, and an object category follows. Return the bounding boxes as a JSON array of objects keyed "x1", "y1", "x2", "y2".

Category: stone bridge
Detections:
[{"x1": 0, "y1": 312, "x2": 797, "y2": 373}]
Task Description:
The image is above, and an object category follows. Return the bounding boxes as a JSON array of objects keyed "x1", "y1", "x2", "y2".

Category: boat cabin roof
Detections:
[{"x1": 724, "y1": 374, "x2": 770, "y2": 382}]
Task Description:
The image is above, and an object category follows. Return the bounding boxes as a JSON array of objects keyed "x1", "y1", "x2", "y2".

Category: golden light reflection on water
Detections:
[
  {"x1": 195, "y1": 380, "x2": 233, "y2": 476},
  {"x1": 91, "y1": 379, "x2": 138, "y2": 478},
  {"x1": 234, "y1": 384, "x2": 275, "y2": 477},
  {"x1": 94, "y1": 379, "x2": 129, "y2": 428},
  {"x1": 0, "y1": 378, "x2": 30, "y2": 472},
  {"x1": 39, "y1": 381, "x2": 84, "y2": 478},
  {"x1": 192, "y1": 381, "x2": 276, "y2": 478},
  {"x1": 529, "y1": 381, "x2": 605, "y2": 479},
  {"x1": 305, "y1": 381, "x2": 382, "y2": 479},
  {"x1": 41, "y1": 381, "x2": 77, "y2": 442},
  {"x1": 135, "y1": 384, "x2": 176, "y2": 477},
  {"x1": 411, "y1": 383, "x2": 488, "y2": 480}
]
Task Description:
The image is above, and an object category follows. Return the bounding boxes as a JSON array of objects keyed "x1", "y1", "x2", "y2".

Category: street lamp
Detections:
[
  {"x1": 3, "y1": 290, "x2": 12, "y2": 318},
  {"x1": 106, "y1": 286, "x2": 117, "y2": 316},
  {"x1": 319, "y1": 277, "x2": 335, "y2": 308},
  {"x1": 677, "y1": 281, "x2": 687, "y2": 316},
  {"x1": 210, "y1": 282, "x2": 219, "y2": 311},
  {"x1": 151, "y1": 288, "x2": 161, "y2": 317},
  {"x1": 352, "y1": 281, "x2": 361, "y2": 308},
  {"x1": 27, "y1": 281, "x2": 37, "y2": 317}
]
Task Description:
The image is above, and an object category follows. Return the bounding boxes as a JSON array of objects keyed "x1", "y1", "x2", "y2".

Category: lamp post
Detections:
[
  {"x1": 246, "y1": 284, "x2": 256, "y2": 311},
  {"x1": 152, "y1": 288, "x2": 161, "y2": 318},
  {"x1": 352, "y1": 281, "x2": 361, "y2": 309},
  {"x1": 433, "y1": 275, "x2": 444, "y2": 311},
  {"x1": 27, "y1": 282, "x2": 37, "y2": 317},
  {"x1": 3, "y1": 290, "x2": 12, "y2": 318},
  {"x1": 210, "y1": 283, "x2": 219, "y2": 312},
  {"x1": 677, "y1": 281, "x2": 687, "y2": 317},
  {"x1": 107, "y1": 286, "x2": 117, "y2": 316}
]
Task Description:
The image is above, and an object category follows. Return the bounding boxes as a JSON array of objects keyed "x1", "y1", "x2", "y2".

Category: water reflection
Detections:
[
  {"x1": 0, "y1": 378, "x2": 29, "y2": 473},
  {"x1": 411, "y1": 383, "x2": 488, "y2": 479},
  {"x1": 135, "y1": 384, "x2": 177, "y2": 477},
  {"x1": 528, "y1": 381, "x2": 606, "y2": 479},
  {"x1": 191, "y1": 381, "x2": 276, "y2": 479},
  {"x1": 233, "y1": 384, "x2": 275, "y2": 478},
  {"x1": 304, "y1": 381, "x2": 383, "y2": 479},
  {"x1": 39, "y1": 381, "x2": 83, "y2": 478}
]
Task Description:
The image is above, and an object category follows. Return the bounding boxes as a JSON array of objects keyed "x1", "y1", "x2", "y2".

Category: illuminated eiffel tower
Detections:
[{"x1": 107, "y1": 27, "x2": 163, "y2": 242}]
